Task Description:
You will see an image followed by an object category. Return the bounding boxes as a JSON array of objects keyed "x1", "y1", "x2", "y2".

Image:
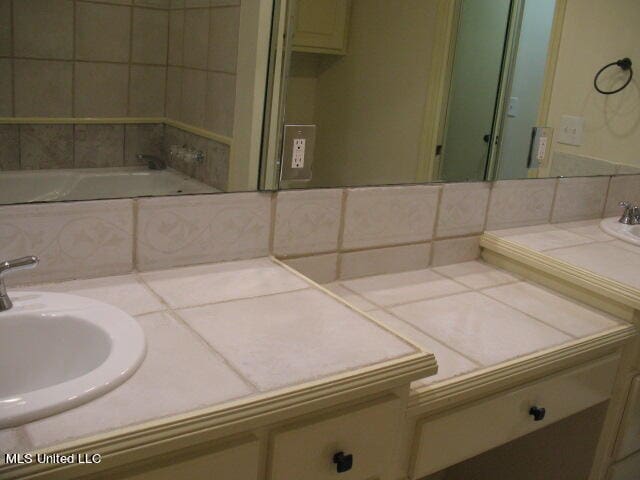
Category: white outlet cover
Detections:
[{"x1": 558, "y1": 115, "x2": 584, "y2": 146}]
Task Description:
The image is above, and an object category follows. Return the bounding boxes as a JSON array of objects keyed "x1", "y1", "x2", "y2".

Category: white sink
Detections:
[
  {"x1": 0, "y1": 291, "x2": 146, "y2": 428},
  {"x1": 600, "y1": 217, "x2": 640, "y2": 246}
]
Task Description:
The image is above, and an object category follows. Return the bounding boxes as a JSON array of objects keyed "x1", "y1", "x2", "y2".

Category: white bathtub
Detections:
[{"x1": 0, "y1": 167, "x2": 219, "y2": 204}]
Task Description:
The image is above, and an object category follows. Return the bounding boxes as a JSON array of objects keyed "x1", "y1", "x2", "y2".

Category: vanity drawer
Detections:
[
  {"x1": 614, "y1": 375, "x2": 640, "y2": 460},
  {"x1": 268, "y1": 395, "x2": 403, "y2": 480},
  {"x1": 113, "y1": 436, "x2": 260, "y2": 480},
  {"x1": 410, "y1": 355, "x2": 619, "y2": 479}
]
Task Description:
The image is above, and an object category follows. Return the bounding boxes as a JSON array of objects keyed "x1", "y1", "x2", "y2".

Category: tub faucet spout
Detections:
[{"x1": 137, "y1": 154, "x2": 167, "y2": 170}]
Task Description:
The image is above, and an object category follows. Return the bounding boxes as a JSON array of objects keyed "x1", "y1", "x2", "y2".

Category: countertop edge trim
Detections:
[
  {"x1": 0, "y1": 353, "x2": 436, "y2": 479},
  {"x1": 407, "y1": 325, "x2": 636, "y2": 414},
  {"x1": 480, "y1": 233, "x2": 640, "y2": 311}
]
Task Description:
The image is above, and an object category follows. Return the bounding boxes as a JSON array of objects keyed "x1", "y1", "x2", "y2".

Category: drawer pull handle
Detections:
[
  {"x1": 333, "y1": 451, "x2": 353, "y2": 473},
  {"x1": 529, "y1": 406, "x2": 546, "y2": 421}
]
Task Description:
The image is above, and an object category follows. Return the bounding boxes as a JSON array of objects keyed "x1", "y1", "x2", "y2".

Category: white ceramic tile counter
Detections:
[
  {"x1": 486, "y1": 219, "x2": 640, "y2": 290},
  {"x1": 324, "y1": 260, "x2": 624, "y2": 387},
  {"x1": 0, "y1": 258, "x2": 417, "y2": 454}
]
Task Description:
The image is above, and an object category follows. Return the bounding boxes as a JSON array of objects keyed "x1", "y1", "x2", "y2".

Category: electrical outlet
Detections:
[{"x1": 292, "y1": 139, "x2": 305, "y2": 169}]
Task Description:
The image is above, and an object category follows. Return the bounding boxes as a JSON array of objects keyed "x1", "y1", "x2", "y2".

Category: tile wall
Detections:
[
  {"x1": 2, "y1": 173, "x2": 638, "y2": 286},
  {"x1": 0, "y1": 0, "x2": 238, "y2": 188},
  {"x1": 0, "y1": 0, "x2": 169, "y2": 118},
  {"x1": 166, "y1": 0, "x2": 240, "y2": 137},
  {"x1": 0, "y1": 123, "x2": 163, "y2": 170}
]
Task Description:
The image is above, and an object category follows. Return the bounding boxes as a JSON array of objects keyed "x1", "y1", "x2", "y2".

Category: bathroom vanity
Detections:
[
  {"x1": 482, "y1": 218, "x2": 640, "y2": 479},
  {"x1": 0, "y1": 254, "x2": 634, "y2": 480}
]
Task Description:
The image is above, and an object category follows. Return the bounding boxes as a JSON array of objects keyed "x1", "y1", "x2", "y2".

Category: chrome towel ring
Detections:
[{"x1": 594, "y1": 57, "x2": 633, "y2": 95}]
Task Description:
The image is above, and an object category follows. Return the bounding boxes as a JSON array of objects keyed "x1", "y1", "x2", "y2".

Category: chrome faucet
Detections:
[
  {"x1": 618, "y1": 201, "x2": 640, "y2": 225},
  {"x1": 137, "y1": 154, "x2": 167, "y2": 170},
  {"x1": 0, "y1": 256, "x2": 39, "y2": 312}
]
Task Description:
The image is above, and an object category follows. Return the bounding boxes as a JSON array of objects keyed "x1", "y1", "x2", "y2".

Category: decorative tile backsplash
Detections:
[
  {"x1": 342, "y1": 185, "x2": 440, "y2": 249},
  {"x1": 136, "y1": 192, "x2": 271, "y2": 271},
  {"x1": 1, "y1": 173, "x2": 637, "y2": 286},
  {"x1": 0, "y1": 199, "x2": 134, "y2": 285}
]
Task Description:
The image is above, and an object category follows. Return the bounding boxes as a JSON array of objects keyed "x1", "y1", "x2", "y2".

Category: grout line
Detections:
[
  {"x1": 163, "y1": 308, "x2": 260, "y2": 392},
  {"x1": 373, "y1": 302, "x2": 483, "y2": 367},
  {"x1": 429, "y1": 184, "x2": 444, "y2": 252},
  {"x1": 78, "y1": 0, "x2": 168, "y2": 10},
  {"x1": 132, "y1": 198, "x2": 139, "y2": 268},
  {"x1": 481, "y1": 182, "x2": 493, "y2": 232},
  {"x1": 268, "y1": 191, "x2": 277, "y2": 253},
  {"x1": 126, "y1": 4, "x2": 135, "y2": 116},
  {"x1": 335, "y1": 189, "x2": 348, "y2": 278},
  {"x1": 547, "y1": 177, "x2": 560, "y2": 223},
  {"x1": 202, "y1": 5, "x2": 212, "y2": 128},
  {"x1": 71, "y1": 0, "x2": 76, "y2": 117},
  {"x1": 9, "y1": 0, "x2": 15, "y2": 117},
  {"x1": 163, "y1": 4, "x2": 171, "y2": 117},
  {"x1": 476, "y1": 288, "x2": 578, "y2": 340},
  {"x1": 601, "y1": 175, "x2": 613, "y2": 218}
]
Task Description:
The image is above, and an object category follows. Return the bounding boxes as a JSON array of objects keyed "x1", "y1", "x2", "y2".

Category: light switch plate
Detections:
[
  {"x1": 281, "y1": 125, "x2": 316, "y2": 182},
  {"x1": 558, "y1": 115, "x2": 584, "y2": 146}
]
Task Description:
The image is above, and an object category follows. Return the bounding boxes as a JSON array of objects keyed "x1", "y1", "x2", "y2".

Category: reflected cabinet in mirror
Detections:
[
  {"x1": 263, "y1": 0, "x2": 640, "y2": 189},
  {"x1": 0, "y1": 0, "x2": 269, "y2": 205}
]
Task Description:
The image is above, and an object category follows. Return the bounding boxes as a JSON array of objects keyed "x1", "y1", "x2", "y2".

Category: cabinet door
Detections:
[
  {"x1": 114, "y1": 436, "x2": 260, "y2": 480},
  {"x1": 608, "y1": 450, "x2": 640, "y2": 480},
  {"x1": 293, "y1": 0, "x2": 350, "y2": 54},
  {"x1": 614, "y1": 375, "x2": 640, "y2": 460}
]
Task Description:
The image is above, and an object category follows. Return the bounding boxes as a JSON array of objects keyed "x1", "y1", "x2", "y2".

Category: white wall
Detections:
[
  {"x1": 547, "y1": 0, "x2": 640, "y2": 169},
  {"x1": 289, "y1": 0, "x2": 439, "y2": 188}
]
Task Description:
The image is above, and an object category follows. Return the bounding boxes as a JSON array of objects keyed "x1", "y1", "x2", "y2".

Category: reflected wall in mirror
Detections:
[
  {"x1": 0, "y1": 0, "x2": 268, "y2": 205},
  {"x1": 269, "y1": 0, "x2": 640, "y2": 189}
]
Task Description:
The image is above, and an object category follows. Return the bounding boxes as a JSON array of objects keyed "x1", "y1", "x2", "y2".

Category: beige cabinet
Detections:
[
  {"x1": 614, "y1": 375, "x2": 640, "y2": 460},
  {"x1": 608, "y1": 450, "x2": 640, "y2": 480},
  {"x1": 410, "y1": 355, "x2": 619, "y2": 479},
  {"x1": 112, "y1": 436, "x2": 260, "y2": 480},
  {"x1": 292, "y1": 0, "x2": 350, "y2": 55},
  {"x1": 268, "y1": 395, "x2": 402, "y2": 480}
]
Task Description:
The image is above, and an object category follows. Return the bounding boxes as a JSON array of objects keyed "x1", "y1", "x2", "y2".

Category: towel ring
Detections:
[{"x1": 594, "y1": 58, "x2": 633, "y2": 95}]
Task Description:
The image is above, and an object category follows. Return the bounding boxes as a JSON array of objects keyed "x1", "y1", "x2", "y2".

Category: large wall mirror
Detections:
[
  {"x1": 263, "y1": 0, "x2": 640, "y2": 189},
  {"x1": 1, "y1": 0, "x2": 638, "y2": 205},
  {"x1": 0, "y1": 0, "x2": 271, "y2": 205}
]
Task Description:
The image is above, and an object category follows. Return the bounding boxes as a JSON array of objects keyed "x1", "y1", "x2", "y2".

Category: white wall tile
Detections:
[
  {"x1": 551, "y1": 176, "x2": 609, "y2": 223},
  {"x1": 0, "y1": 200, "x2": 134, "y2": 285},
  {"x1": 339, "y1": 243, "x2": 431, "y2": 280},
  {"x1": 136, "y1": 192, "x2": 272, "y2": 271},
  {"x1": 431, "y1": 236, "x2": 480, "y2": 267},
  {"x1": 274, "y1": 189, "x2": 342, "y2": 256},
  {"x1": 436, "y1": 182, "x2": 490, "y2": 238},
  {"x1": 342, "y1": 185, "x2": 440, "y2": 249},
  {"x1": 604, "y1": 175, "x2": 640, "y2": 217},
  {"x1": 486, "y1": 178, "x2": 557, "y2": 230},
  {"x1": 283, "y1": 253, "x2": 338, "y2": 284}
]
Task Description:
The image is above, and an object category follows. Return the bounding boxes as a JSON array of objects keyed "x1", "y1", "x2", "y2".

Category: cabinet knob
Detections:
[
  {"x1": 333, "y1": 451, "x2": 353, "y2": 473},
  {"x1": 529, "y1": 406, "x2": 546, "y2": 421}
]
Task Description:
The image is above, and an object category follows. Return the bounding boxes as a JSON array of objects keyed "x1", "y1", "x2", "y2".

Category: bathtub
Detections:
[{"x1": 0, "y1": 167, "x2": 219, "y2": 204}]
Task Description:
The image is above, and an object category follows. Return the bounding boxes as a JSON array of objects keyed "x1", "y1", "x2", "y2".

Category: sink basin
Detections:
[
  {"x1": 0, "y1": 291, "x2": 146, "y2": 428},
  {"x1": 600, "y1": 217, "x2": 640, "y2": 246}
]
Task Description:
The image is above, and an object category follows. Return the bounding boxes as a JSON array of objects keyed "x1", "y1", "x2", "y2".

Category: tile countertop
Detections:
[
  {"x1": 486, "y1": 219, "x2": 640, "y2": 290},
  {"x1": 0, "y1": 255, "x2": 627, "y2": 455},
  {"x1": 0, "y1": 258, "x2": 418, "y2": 455},
  {"x1": 324, "y1": 259, "x2": 625, "y2": 387}
]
